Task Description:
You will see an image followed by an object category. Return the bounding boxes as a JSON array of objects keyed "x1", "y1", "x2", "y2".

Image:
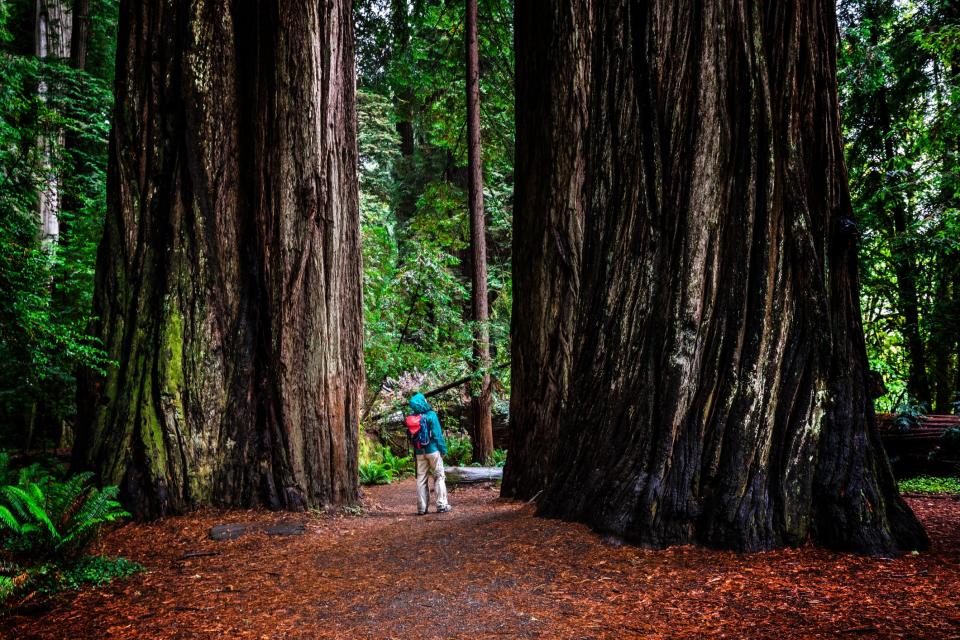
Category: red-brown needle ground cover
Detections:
[{"x1": 4, "y1": 480, "x2": 959, "y2": 639}]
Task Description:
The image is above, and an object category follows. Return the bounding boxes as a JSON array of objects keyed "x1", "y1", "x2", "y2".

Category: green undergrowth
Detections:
[
  {"x1": 0, "y1": 452, "x2": 139, "y2": 611},
  {"x1": 359, "y1": 444, "x2": 415, "y2": 485},
  {"x1": 898, "y1": 476, "x2": 960, "y2": 495}
]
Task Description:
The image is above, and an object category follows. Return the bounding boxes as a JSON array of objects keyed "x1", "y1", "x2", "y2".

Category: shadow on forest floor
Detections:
[{"x1": 4, "y1": 479, "x2": 960, "y2": 639}]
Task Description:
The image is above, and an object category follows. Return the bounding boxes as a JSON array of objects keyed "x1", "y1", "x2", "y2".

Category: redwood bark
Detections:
[
  {"x1": 75, "y1": 0, "x2": 363, "y2": 519},
  {"x1": 504, "y1": 0, "x2": 927, "y2": 555},
  {"x1": 466, "y1": 0, "x2": 493, "y2": 464}
]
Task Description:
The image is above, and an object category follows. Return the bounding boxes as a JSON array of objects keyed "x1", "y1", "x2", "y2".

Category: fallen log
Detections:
[{"x1": 444, "y1": 466, "x2": 503, "y2": 484}]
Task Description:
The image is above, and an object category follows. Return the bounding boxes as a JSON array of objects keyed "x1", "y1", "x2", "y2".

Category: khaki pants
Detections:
[{"x1": 416, "y1": 451, "x2": 449, "y2": 513}]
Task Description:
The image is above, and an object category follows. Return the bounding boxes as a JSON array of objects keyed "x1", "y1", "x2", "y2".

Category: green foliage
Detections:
[
  {"x1": 490, "y1": 448, "x2": 507, "y2": 469},
  {"x1": 358, "y1": 444, "x2": 415, "y2": 485},
  {"x1": 355, "y1": 0, "x2": 514, "y2": 413},
  {"x1": 0, "y1": 0, "x2": 119, "y2": 445},
  {"x1": 898, "y1": 475, "x2": 960, "y2": 494},
  {"x1": 892, "y1": 398, "x2": 927, "y2": 431},
  {"x1": 839, "y1": 0, "x2": 960, "y2": 412},
  {"x1": 359, "y1": 461, "x2": 393, "y2": 486},
  {"x1": 0, "y1": 452, "x2": 136, "y2": 611},
  {"x1": 0, "y1": 453, "x2": 129, "y2": 563},
  {"x1": 0, "y1": 555, "x2": 143, "y2": 610},
  {"x1": 376, "y1": 444, "x2": 414, "y2": 478},
  {"x1": 443, "y1": 431, "x2": 473, "y2": 467}
]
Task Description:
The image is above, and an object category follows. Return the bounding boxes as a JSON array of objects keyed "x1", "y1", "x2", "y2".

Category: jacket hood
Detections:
[{"x1": 409, "y1": 393, "x2": 431, "y2": 414}]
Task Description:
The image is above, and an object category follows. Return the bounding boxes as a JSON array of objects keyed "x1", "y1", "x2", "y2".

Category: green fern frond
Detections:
[
  {"x1": 3, "y1": 485, "x2": 57, "y2": 539},
  {"x1": 0, "y1": 504, "x2": 22, "y2": 533},
  {"x1": 57, "y1": 485, "x2": 129, "y2": 557},
  {"x1": 46, "y1": 472, "x2": 92, "y2": 530}
]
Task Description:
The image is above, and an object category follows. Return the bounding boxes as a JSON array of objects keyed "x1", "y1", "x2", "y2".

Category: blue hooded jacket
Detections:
[{"x1": 409, "y1": 393, "x2": 447, "y2": 456}]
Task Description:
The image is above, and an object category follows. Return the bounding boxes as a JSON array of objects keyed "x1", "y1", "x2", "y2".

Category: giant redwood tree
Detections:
[
  {"x1": 502, "y1": 0, "x2": 928, "y2": 555},
  {"x1": 74, "y1": 0, "x2": 363, "y2": 518}
]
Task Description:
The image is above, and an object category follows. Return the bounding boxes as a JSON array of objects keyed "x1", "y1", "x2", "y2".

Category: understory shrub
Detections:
[
  {"x1": 444, "y1": 431, "x2": 473, "y2": 467},
  {"x1": 359, "y1": 461, "x2": 393, "y2": 485},
  {"x1": 359, "y1": 445, "x2": 415, "y2": 486},
  {"x1": 0, "y1": 453, "x2": 137, "y2": 610},
  {"x1": 898, "y1": 476, "x2": 960, "y2": 494}
]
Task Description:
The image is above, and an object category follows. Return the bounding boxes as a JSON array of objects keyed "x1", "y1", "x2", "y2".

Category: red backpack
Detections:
[{"x1": 406, "y1": 414, "x2": 431, "y2": 450}]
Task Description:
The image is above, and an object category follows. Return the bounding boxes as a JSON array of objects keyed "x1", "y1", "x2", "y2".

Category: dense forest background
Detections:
[{"x1": 0, "y1": 0, "x2": 957, "y2": 451}]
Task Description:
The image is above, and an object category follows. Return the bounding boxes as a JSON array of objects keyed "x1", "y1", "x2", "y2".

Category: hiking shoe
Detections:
[
  {"x1": 436, "y1": 505, "x2": 452, "y2": 513},
  {"x1": 416, "y1": 510, "x2": 427, "y2": 516}
]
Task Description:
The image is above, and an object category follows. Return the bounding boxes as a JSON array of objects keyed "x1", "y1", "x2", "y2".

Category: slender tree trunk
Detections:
[
  {"x1": 504, "y1": 0, "x2": 927, "y2": 555},
  {"x1": 391, "y1": 0, "x2": 417, "y2": 223},
  {"x1": 465, "y1": 0, "x2": 493, "y2": 464},
  {"x1": 34, "y1": 0, "x2": 71, "y2": 250},
  {"x1": 74, "y1": 0, "x2": 363, "y2": 519},
  {"x1": 69, "y1": 0, "x2": 88, "y2": 69}
]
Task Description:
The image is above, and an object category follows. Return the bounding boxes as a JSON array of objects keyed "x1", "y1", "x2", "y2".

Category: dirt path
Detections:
[{"x1": 5, "y1": 482, "x2": 960, "y2": 639}]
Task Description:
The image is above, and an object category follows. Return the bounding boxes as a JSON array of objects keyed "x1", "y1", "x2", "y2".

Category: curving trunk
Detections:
[
  {"x1": 75, "y1": 0, "x2": 363, "y2": 519},
  {"x1": 503, "y1": 0, "x2": 927, "y2": 555}
]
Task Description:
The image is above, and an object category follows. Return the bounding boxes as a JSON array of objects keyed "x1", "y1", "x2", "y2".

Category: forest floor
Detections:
[{"x1": 4, "y1": 481, "x2": 960, "y2": 639}]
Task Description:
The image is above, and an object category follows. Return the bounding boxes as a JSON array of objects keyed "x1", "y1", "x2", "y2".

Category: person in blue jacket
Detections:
[{"x1": 408, "y1": 393, "x2": 451, "y2": 514}]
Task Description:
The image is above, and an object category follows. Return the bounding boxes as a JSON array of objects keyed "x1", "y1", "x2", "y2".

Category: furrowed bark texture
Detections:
[
  {"x1": 504, "y1": 0, "x2": 928, "y2": 555},
  {"x1": 74, "y1": 0, "x2": 363, "y2": 519},
  {"x1": 500, "y1": 1, "x2": 588, "y2": 496}
]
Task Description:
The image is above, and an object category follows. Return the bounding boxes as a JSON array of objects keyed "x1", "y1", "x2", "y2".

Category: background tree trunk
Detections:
[
  {"x1": 74, "y1": 0, "x2": 363, "y2": 519},
  {"x1": 69, "y1": 0, "x2": 88, "y2": 69},
  {"x1": 34, "y1": 0, "x2": 71, "y2": 250},
  {"x1": 390, "y1": 0, "x2": 418, "y2": 224},
  {"x1": 504, "y1": 0, "x2": 927, "y2": 555},
  {"x1": 465, "y1": 0, "x2": 493, "y2": 465}
]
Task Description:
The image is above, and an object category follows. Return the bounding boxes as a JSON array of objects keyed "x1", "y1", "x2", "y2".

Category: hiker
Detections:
[{"x1": 406, "y1": 393, "x2": 451, "y2": 515}]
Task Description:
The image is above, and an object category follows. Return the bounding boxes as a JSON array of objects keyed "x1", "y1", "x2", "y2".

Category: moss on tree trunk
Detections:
[{"x1": 74, "y1": 0, "x2": 363, "y2": 519}]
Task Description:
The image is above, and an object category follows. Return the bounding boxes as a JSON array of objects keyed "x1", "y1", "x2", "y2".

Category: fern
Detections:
[
  {"x1": 58, "y1": 486, "x2": 128, "y2": 558},
  {"x1": 0, "y1": 505, "x2": 22, "y2": 533},
  {"x1": 1, "y1": 465, "x2": 129, "y2": 563},
  {"x1": 359, "y1": 461, "x2": 393, "y2": 485}
]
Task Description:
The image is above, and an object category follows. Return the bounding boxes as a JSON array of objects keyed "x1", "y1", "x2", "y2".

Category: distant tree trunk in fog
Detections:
[
  {"x1": 465, "y1": 0, "x2": 493, "y2": 464},
  {"x1": 34, "y1": 0, "x2": 71, "y2": 249},
  {"x1": 503, "y1": 0, "x2": 928, "y2": 555},
  {"x1": 75, "y1": 0, "x2": 364, "y2": 519}
]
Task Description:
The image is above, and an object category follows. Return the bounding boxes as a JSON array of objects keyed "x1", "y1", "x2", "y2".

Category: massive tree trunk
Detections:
[
  {"x1": 503, "y1": 0, "x2": 927, "y2": 555},
  {"x1": 500, "y1": 1, "x2": 586, "y2": 497},
  {"x1": 465, "y1": 0, "x2": 493, "y2": 464},
  {"x1": 74, "y1": 0, "x2": 363, "y2": 519}
]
